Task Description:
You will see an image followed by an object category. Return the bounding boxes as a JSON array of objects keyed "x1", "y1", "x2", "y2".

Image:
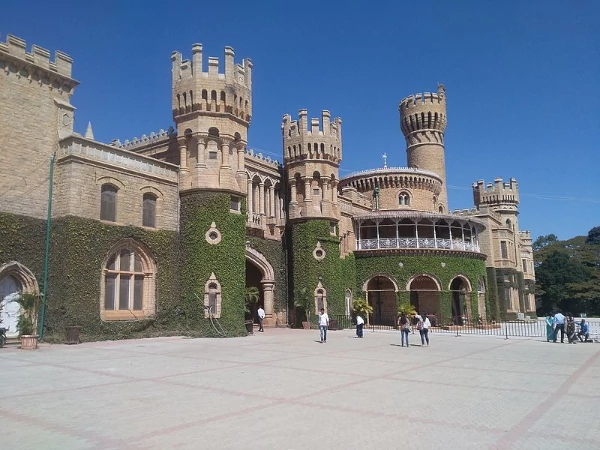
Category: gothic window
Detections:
[
  {"x1": 100, "y1": 184, "x2": 117, "y2": 222},
  {"x1": 142, "y1": 193, "x2": 157, "y2": 228},
  {"x1": 398, "y1": 192, "x2": 410, "y2": 206},
  {"x1": 101, "y1": 243, "x2": 155, "y2": 321},
  {"x1": 500, "y1": 241, "x2": 508, "y2": 259},
  {"x1": 204, "y1": 273, "x2": 222, "y2": 318}
]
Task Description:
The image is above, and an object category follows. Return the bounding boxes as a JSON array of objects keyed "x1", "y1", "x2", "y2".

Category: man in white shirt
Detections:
[
  {"x1": 552, "y1": 311, "x2": 565, "y2": 343},
  {"x1": 356, "y1": 315, "x2": 365, "y2": 338},
  {"x1": 318, "y1": 308, "x2": 329, "y2": 343},
  {"x1": 257, "y1": 306, "x2": 265, "y2": 332}
]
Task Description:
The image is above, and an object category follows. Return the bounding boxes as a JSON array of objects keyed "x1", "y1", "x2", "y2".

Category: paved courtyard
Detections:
[{"x1": 1, "y1": 328, "x2": 599, "y2": 450}]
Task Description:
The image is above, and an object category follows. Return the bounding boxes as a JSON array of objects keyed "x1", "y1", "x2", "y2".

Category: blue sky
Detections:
[{"x1": 2, "y1": 0, "x2": 598, "y2": 240}]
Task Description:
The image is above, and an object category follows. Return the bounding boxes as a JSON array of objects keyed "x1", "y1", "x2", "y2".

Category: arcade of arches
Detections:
[{"x1": 364, "y1": 273, "x2": 484, "y2": 326}]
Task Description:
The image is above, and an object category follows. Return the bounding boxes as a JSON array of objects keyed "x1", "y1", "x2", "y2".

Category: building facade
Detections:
[{"x1": 0, "y1": 35, "x2": 536, "y2": 340}]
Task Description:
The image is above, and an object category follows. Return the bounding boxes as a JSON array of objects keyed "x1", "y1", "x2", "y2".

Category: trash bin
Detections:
[{"x1": 65, "y1": 326, "x2": 82, "y2": 344}]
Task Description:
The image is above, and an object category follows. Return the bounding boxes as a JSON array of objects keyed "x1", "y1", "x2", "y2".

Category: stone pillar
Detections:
[
  {"x1": 268, "y1": 185, "x2": 275, "y2": 217},
  {"x1": 304, "y1": 177, "x2": 312, "y2": 200},
  {"x1": 247, "y1": 177, "x2": 253, "y2": 216},
  {"x1": 322, "y1": 179, "x2": 329, "y2": 202},
  {"x1": 290, "y1": 180, "x2": 297, "y2": 203},
  {"x1": 262, "y1": 282, "x2": 276, "y2": 327},
  {"x1": 178, "y1": 137, "x2": 188, "y2": 171},
  {"x1": 332, "y1": 180, "x2": 338, "y2": 205},
  {"x1": 237, "y1": 145, "x2": 245, "y2": 173},
  {"x1": 195, "y1": 137, "x2": 206, "y2": 168},
  {"x1": 274, "y1": 191, "x2": 279, "y2": 220},
  {"x1": 221, "y1": 140, "x2": 230, "y2": 168},
  {"x1": 259, "y1": 182, "x2": 265, "y2": 215}
]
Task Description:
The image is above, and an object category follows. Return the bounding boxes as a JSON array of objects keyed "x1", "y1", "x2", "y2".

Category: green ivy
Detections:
[
  {"x1": 179, "y1": 191, "x2": 247, "y2": 337},
  {"x1": 290, "y1": 220, "x2": 349, "y2": 325},
  {"x1": 354, "y1": 253, "x2": 490, "y2": 320}
]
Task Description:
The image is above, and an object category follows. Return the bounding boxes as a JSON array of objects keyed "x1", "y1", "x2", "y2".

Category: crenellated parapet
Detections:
[
  {"x1": 110, "y1": 127, "x2": 176, "y2": 150},
  {"x1": 171, "y1": 44, "x2": 252, "y2": 123},
  {"x1": 282, "y1": 110, "x2": 342, "y2": 165},
  {"x1": 472, "y1": 177, "x2": 520, "y2": 211},
  {"x1": 244, "y1": 148, "x2": 281, "y2": 169},
  {"x1": 0, "y1": 34, "x2": 78, "y2": 95},
  {"x1": 399, "y1": 84, "x2": 447, "y2": 142}
]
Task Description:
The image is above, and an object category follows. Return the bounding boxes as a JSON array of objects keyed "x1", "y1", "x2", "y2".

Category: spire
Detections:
[{"x1": 84, "y1": 122, "x2": 94, "y2": 140}]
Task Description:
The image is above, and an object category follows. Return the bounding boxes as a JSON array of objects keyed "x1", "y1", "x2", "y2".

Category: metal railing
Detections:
[{"x1": 357, "y1": 238, "x2": 480, "y2": 252}]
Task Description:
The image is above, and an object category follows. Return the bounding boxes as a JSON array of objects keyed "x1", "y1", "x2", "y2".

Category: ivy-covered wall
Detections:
[
  {"x1": 290, "y1": 220, "x2": 350, "y2": 324},
  {"x1": 179, "y1": 191, "x2": 247, "y2": 337},
  {"x1": 0, "y1": 212, "x2": 179, "y2": 342},
  {"x1": 493, "y1": 267, "x2": 536, "y2": 320},
  {"x1": 354, "y1": 253, "x2": 490, "y2": 320},
  {"x1": 246, "y1": 235, "x2": 287, "y2": 313}
]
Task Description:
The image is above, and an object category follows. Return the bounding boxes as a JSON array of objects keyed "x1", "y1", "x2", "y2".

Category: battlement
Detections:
[
  {"x1": 519, "y1": 230, "x2": 532, "y2": 243},
  {"x1": 0, "y1": 34, "x2": 73, "y2": 78},
  {"x1": 171, "y1": 44, "x2": 252, "y2": 89},
  {"x1": 110, "y1": 127, "x2": 176, "y2": 150},
  {"x1": 171, "y1": 44, "x2": 252, "y2": 122},
  {"x1": 472, "y1": 177, "x2": 520, "y2": 207},
  {"x1": 282, "y1": 110, "x2": 342, "y2": 140},
  {"x1": 400, "y1": 84, "x2": 447, "y2": 136},
  {"x1": 245, "y1": 148, "x2": 281, "y2": 168},
  {"x1": 282, "y1": 110, "x2": 342, "y2": 164}
]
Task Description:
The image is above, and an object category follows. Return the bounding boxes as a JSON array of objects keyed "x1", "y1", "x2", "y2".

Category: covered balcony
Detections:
[{"x1": 355, "y1": 211, "x2": 485, "y2": 253}]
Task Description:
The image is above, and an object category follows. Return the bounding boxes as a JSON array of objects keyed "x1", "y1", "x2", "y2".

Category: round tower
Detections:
[
  {"x1": 171, "y1": 44, "x2": 252, "y2": 195},
  {"x1": 399, "y1": 84, "x2": 448, "y2": 212},
  {"x1": 282, "y1": 110, "x2": 342, "y2": 221}
]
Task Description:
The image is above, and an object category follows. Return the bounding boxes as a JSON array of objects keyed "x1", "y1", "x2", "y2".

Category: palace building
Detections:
[{"x1": 0, "y1": 35, "x2": 536, "y2": 340}]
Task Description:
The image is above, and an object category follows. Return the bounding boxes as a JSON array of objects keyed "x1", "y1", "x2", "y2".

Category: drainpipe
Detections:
[{"x1": 39, "y1": 154, "x2": 55, "y2": 340}]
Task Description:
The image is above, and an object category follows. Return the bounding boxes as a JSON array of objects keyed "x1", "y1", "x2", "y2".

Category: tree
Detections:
[
  {"x1": 533, "y1": 234, "x2": 558, "y2": 251},
  {"x1": 244, "y1": 286, "x2": 260, "y2": 315},
  {"x1": 586, "y1": 226, "x2": 600, "y2": 245},
  {"x1": 293, "y1": 287, "x2": 313, "y2": 325}
]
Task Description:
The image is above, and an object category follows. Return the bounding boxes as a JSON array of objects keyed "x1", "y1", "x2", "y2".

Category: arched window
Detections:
[
  {"x1": 398, "y1": 192, "x2": 410, "y2": 206},
  {"x1": 142, "y1": 193, "x2": 157, "y2": 228},
  {"x1": 100, "y1": 184, "x2": 117, "y2": 222},
  {"x1": 204, "y1": 273, "x2": 222, "y2": 318},
  {"x1": 101, "y1": 243, "x2": 156, "y2": 320}
]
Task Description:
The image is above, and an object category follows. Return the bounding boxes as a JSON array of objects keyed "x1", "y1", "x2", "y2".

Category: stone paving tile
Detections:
[{"x1": 2, "y1": 330, "x2": 599, "y2": 450}]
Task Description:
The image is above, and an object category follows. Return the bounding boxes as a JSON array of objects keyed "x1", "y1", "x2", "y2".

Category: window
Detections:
[
  {"x1": 101, "y1": 244, "x2": 155, "y2": 320},
  {"x1": 522, "y1": 259, "x2": 528, "y2": 273},
  {"x1": 204, "y1": 273, "x2": 222, "y2": 318},
  {"x1": 500, "y1": 241, "x2": 508, "y2": 259},
  {"x1": 100, "y1": 184, "x2": 117, "y2": 222},
  {"x1": 142, "y1": 193, "x2": 157, "y2": 227},
  {"x1": 230, "y1": 196, "x2": 240, "y2": 212},
  {"x1": 398, "y1": 192, "x2": 410, "y2": 206}
]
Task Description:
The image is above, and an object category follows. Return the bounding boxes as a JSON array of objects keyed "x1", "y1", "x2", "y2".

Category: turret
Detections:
[
  {"x1": 170, "y1": 44, "x2": 253, "y2": 195},
  {"x1": 399, "y1": 84, "x2": 448, "y2": 212},
  {"x1": 472, "y1": 177, "x2": 520, "y2": 213},
  {"x1": 282, "y1": 110, "x2": 342, "y2": 221}
]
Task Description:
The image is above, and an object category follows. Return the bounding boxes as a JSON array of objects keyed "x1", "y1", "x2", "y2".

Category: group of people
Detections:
[
  {"x1": 352, "y1": 311, "x2": 432, "y2": 347},
  {"x1": 545, "y1": 311, "x2": 590, "y2": 343}
]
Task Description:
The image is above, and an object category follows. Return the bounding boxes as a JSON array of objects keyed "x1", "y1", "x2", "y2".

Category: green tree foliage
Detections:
[{"x1": 535, "y1": 226, "x2": 600, "y2": 315}]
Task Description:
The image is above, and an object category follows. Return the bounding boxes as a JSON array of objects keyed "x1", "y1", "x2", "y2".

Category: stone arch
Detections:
[
  {"x1": 363, "y1": 274, "x2": 398, "y2": 326},
  {"x1": 449, "y1": 275, "x2": 472, "y2": 325},
  {"x1": 407, "y1": 274, "x2": 441, "y2": 322},
  {"x1": 245, "y1": 245, "x2": 276, "y2": 326},
  {"x1": 0, "y1": 261, "x2": 40, "y2": 337}
]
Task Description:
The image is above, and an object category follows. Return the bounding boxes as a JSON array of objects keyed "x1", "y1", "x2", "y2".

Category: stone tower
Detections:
[
  {"x1": 282, "y1": 110, "x2": 342, "y2": 221},
  {"x1": 171, "y1": 44, "x2": 252, "y2": 194},
  {"x1": 399, "y1": 84, "x2": 448, "y2": 211},
  {"x1": 472, "y1": 177, "x2": 520, "y2": 231}
]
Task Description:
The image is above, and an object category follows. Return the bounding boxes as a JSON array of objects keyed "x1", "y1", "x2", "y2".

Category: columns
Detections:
[
  {"x1": 415, "y1": 220, "x2": 419, "y2": 249},
  {"x1": 258, "y1": 182, "x2": 265, "y2": 215},
  {"x1": 332, "y1": 180, "x2": 338, "y2": 205},
  {"x1": 247, "y1": 177, "x2": 253, "y2": 216},
  {"x1": 304, "y1": 177, "x2": 313, "y2": 201},
  {"x1": 322, "y1": 179, "x2": 329, "y2": 202},
  {"x1": 290, "y1": 180, "x2": 297, "y2": 203},
  {"x1": 433, "y1": 220, "x2": 438, "y2": 248},
  {"x1": 448, "y1": 221, "x2": 453, "y2": 249},
  {"x1": 221, "y1": 140, "x2": 230, "y2": 168},
  {"x1": 196, "y1": 138, "x2": 206, "y2": 168},
  {"x1": 237, "y1": 145, "x2": 245, "y2": 173},
  {"x1": 268, "y1": 185, "x2": 275, "y2": 217},
  {"x1": 178, "y1": 137, "x2": 188, "y2": 171},
  {"x1": 262, "y1": 282, "x2": 275, "y2": 326}
]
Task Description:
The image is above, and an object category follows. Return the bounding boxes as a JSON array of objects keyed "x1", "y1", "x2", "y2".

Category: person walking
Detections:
[
  {"x1": 552, "y1": 311, "x2": 565, "y2": 343},
  {"x1": 545, "y1": 314, "x2": 554, "y2": 342},
  {"x1": 419, "y1": 313, "x2": 431, "y2": 346},
  {"x1": 566, "y1": 312, "x2": 576, "y2": 344},
  {"x1": 398, "y1": 312, "x2": 410, "y2": 347},
  {"x1": 356, "y1": 314, "x2": 364, "y2": 338},
  {"x1": 318, "y1": 308, "x2": 329, "y2": 343},
  {"x1": 257, "y1": 306, "x2": 265, "y2": 332}
]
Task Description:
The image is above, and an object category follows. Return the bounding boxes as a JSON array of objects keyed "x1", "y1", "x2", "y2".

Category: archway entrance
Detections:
[
  {"x1": 245, "y1": 246, "x2": 276, "y2": 327},
  {"x1": 245, "y1": 259, "x2": 263, "y2": 324},
  {"x1": 366, "y1": 276, "x2": 396, "y2": 326},
  {"x1": 450, "y1": 277, "x2": 470, "y2": 325},
  {"x1": 409, "y1": 275, "x2": 441, "y2": 322}
]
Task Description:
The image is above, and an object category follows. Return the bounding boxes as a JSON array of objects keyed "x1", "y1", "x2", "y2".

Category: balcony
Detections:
[{"x1": 358, "y1": 237, "x2": 480, "y2": 252}]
